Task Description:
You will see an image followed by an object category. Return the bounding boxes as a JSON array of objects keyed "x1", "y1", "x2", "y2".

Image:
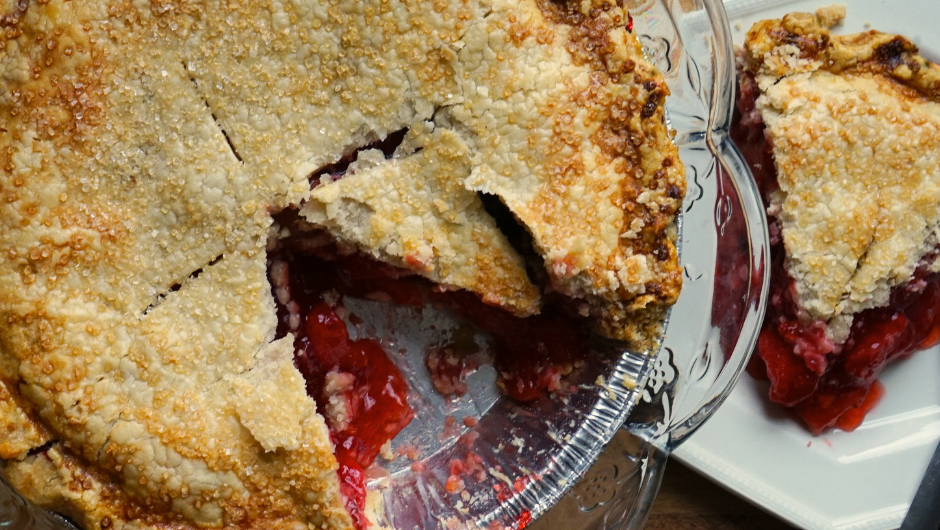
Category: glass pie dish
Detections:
[
  {"x1": 527, "y1": 0, "x2": 770, "y2": 528},
  {"x1": 0, "y1": 0, "x2": 768, "y2": 528}
]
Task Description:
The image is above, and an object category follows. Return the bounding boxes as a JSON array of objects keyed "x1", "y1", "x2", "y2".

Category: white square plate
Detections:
[{"x1": 674, "y1": 1, "x2": 940, "y2": 530}]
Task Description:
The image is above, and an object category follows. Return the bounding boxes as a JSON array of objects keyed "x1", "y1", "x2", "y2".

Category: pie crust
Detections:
[
  {"x1": 742, "y1": 6, "x2": 940, "y2": 341},
  {"x1": 0, "y1": 0, "x2": 683, "y2": 528}
]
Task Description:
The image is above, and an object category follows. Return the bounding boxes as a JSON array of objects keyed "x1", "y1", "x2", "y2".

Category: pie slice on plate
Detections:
[
  {"x1": 734, "y1": 6, "x2": 940, "y2": 434},
  {"x1": 0, "y1": 0, "x2": 684, "y2": 528}
]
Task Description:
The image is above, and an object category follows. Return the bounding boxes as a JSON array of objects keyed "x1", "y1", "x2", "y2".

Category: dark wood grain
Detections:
[{"x1": 644, "y1": 460, "x2": 797, "y2": 530}]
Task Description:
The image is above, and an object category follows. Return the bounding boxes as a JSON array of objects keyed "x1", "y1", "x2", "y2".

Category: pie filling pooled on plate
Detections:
[
  {"x1": 734, "y1": 6, "x2": 940, "y2": 434},
  {"x1": 0, "y1": 0, "x2": 685, "y2": 528}
]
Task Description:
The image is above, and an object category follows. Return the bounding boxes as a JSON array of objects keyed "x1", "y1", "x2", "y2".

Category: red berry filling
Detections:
[
  {"x1": 733, "y1": 70, "x2": 940, "y2": 434},
  {"x1": 269, "y1": 234, "x2": 590, "y2": 526},
  {"x1": 429, "y1": 290, "x2": 585, "y2": 402},
  {"x1": 271, "y1": 252, "x2": 415, "y2": 529}
]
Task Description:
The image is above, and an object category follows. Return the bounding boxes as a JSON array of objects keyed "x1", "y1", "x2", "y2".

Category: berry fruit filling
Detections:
[
  {"x1": 428, "y1": 290, "x2": 585, "y2": 402},
  {"x1": 271, "y1": 249, "x2": 416, "y2": 529},
  {"x1": 733, "y1": 72, "x2": 940, "y2": 434},
  {"x1": 269, "y1": 232, "x2": 590, "y2": 527}
]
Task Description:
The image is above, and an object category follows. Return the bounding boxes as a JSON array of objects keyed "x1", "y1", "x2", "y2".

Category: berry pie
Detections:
[
  {"x1": 734, "y1": 7, "x2": 940, "y2": 434},
  {"x1": 0, "y1": 0, "x2": 684, "y2": 528}
]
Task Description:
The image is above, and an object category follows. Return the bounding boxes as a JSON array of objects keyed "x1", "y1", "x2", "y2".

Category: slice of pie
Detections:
[
  {"x1": 735, "y1": 6, "x2": 940, "y2": 434},
  {"x1": 0, "y1": 0, "x2": 684, "y2": 528}
]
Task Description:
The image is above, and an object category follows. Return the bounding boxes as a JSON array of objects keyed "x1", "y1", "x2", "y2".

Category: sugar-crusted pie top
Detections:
[
  {"x1": 0, "y1": 0, "x2": 683, "y2": 528},
  {"x1": 743, "y1": 7, "x2": 940, "y2": 341}
]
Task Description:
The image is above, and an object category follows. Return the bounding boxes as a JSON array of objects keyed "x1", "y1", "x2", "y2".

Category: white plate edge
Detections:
[{"x1": 673, "y1": 441, "x2": 909, "y2": 530}]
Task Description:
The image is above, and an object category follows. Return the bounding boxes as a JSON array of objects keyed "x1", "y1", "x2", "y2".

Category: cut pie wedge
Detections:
[
  {"x1": 0, "y1": 0, "x2": 684, "y2": 528},
  {"x1": 735, "y1": 6, "x2": 940, "y2": 434}
]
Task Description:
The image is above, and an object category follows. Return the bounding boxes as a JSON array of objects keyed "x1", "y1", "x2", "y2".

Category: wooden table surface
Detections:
[{"x1": 645, "y1": 460, "x2": 798, "y2": 530}]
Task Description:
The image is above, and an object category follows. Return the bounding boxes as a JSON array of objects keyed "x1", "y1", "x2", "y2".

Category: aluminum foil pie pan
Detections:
[{"x1": 0, "y1": 0, "x2": 769, "y2": 528}]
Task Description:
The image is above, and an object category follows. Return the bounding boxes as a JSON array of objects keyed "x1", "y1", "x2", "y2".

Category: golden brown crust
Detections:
[
  {"x1": 0, "y1": 378, "x2": 50, "y2": 460},
  {"x1": 456, "y1": 0, "x2": 684, "y2": 348},
  {"x1": 0, "y1": 0, "x2": 683, "y2": 528},
  {"x1": 301, "y1": 123, "x2": 542, "y2": 316},
  {"x1": 4, "y1": 447, "x2": 169, "y2": 530},
  {"x1": 0, "y1": 1, "x2": 351, "y2": 528},
  {"x1": 743, "y1": 8, "x2": 940, "y2": 103},
  {"x1": 161, "y1": 0, "x2": 684, "y2": 340},
  {"x1": 744, "y1": 10, "x2": 940, "y2": 340}
]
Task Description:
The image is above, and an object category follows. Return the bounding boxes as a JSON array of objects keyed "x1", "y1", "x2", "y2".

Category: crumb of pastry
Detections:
[
  {"x1": 323, "y1": 371, "x2": 356, "y2": 432},
  {"x1": 379, "y1": 441, "x2": 395, "y2": 462},
  {"x1": 815, "y1": 5, "x2": 846, "y2": 28}
]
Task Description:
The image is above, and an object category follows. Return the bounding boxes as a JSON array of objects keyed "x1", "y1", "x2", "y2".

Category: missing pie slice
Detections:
[
  {"x1": 735, "y1": 6, "x2": 940, "y2": 434},
  {"x1": 0, "y1": 0, "x2": 684, "y2": 528}
]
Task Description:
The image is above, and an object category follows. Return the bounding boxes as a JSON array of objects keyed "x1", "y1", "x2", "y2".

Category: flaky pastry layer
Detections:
[{"x1": 743, "y1": 7, "x2": 940, "y2": 340}]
